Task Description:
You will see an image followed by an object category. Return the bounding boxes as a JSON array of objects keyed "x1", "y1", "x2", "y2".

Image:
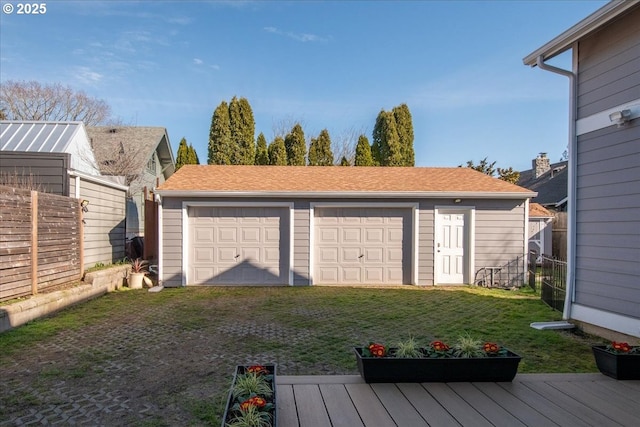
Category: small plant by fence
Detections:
[
  {"x1": 527, "y1": 251, "x2": 567, "y2": 312},
  {"x1": 0, "y1": 185, "x2": 82, "y2": 302}
]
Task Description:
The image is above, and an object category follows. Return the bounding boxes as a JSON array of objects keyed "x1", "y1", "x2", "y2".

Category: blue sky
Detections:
[{"x1": 0, "y1": 0, "x2": 608, "y2": 171}]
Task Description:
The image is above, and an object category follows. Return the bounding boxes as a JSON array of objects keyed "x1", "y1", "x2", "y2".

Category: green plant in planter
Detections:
[
  {"x1": 226, "y1": 404, "x2": 272, "y2": 427},
  {"x1": 393, "y1": 337, "x2": 423, "y2": 358},
  {"x1": 232, "y1": 373, "x2": 273, "y2": 400},
  {"x1": 452, "y1": 333, "x2": 486, "y2": 358},
  {"x1": 130, "y1": 258, "x2": 148, "y2": 273}
]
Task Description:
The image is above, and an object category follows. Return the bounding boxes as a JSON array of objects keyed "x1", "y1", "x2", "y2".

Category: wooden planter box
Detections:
[
  {"x1": 221, "y1": 364, "x2": 277, "y2": 427},
  {"x1": 354, "y1": 347, "x2": 521, "y2": 383},
  {"x1": 592, "y1": 346, "x2": 640, "y2": 380}
]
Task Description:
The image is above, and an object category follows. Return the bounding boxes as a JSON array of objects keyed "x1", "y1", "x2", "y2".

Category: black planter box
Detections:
[
  {"x1": 221, "y1": 364, "x2": 277, "y2": 427},
  {"x1": 354, "y1": 347, "x2": 521, "y2": 383},
  {"x1": 592, "y1": 346, "x2": 640, "y2": 380}
]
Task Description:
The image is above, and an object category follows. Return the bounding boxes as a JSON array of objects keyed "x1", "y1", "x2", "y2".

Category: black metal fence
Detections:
[
  {"x1": 474, "y1": 256, "x2": 526, "y2": 289},
  {"x1": 528, "y1": 251, "x2": 567, "y2": 312}
]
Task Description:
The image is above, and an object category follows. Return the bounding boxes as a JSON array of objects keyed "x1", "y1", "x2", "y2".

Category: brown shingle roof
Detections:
[
  {"x1": 157, "y1": 165, "x2": 534, "y2": 196},
  {"x1": 529, "y1": 202, "x2": 554, "y2": 217}
]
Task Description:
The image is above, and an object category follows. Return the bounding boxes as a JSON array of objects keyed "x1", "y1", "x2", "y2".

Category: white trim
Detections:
[
  {"x1": 413, "y1": 206, "x2": 420, "y2": 285},
  {"x1": 181, "y1": 201, "x2": 294, "y2": 286},
  {"x1": 576, "y1": 100, "x2": 640, "y2": 135},
  {"x1": 158, "y1": 196, "x2": 164, "y2": 287},
  {"x1": 571, "y1": 304, "x2": 640, "y2": 338},
  {"x1": 74, "y1": 175, "x2": 80, "y2": 199},
  {"x1": 434, "y1": 206, "x2": 475, "y2": 285},
  {"x1": 309, "y1": 202, "x2": 419, "y2": 286},
  {"x1": 67, "y1": 169, "x2": 129, "y2": 191},
  {"x1": 156, "y1": 190, "x2": 534, "y2": 200},
  {"x1": 524, "y1": 199, "x2": 530, "y2": 261}
]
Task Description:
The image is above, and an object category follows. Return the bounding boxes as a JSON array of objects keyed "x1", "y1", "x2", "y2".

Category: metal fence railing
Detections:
[
  {"x1": 528, "y1": 252, "x2": 567, "y2": 312},
  {"x1": 474, "y1": 256, "x2": 526, "y2": 289}
]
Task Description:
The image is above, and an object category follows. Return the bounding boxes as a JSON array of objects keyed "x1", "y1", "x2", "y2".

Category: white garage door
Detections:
[
  {"x1": 189, "y1": 206, "x2": 288, "y2": 285},
  {"x1": 314, "y1": 207, "x2": 410, "y2": 285}
]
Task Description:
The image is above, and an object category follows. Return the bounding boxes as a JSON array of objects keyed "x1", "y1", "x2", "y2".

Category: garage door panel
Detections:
[
  {"x1": 315, "y1": 207, "x2": 409, "y2": 285},
  {"x1": 190, "y1": 207, "x2": 287, "y2": 285}
]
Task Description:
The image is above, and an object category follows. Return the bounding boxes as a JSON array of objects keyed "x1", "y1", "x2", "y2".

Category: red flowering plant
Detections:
[
  {"x1": 226, "y1": 365, "x2": 276, "y2": 427},
  {"x1": 361, "y1": 335, "x2": 512, "y2": 359},
  {"x1": 605, "y1": 341, "x2": 640, "y2": 355}
]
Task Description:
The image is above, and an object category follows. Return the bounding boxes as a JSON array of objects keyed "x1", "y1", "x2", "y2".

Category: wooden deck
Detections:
[{"x1": 276, "y1": 374, "x2": 640, "y2": 426}]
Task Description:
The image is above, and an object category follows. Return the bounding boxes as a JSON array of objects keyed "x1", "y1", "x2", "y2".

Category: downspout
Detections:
[{"x1": 535, "y1": 54, "x2": 577, "y2": 321}]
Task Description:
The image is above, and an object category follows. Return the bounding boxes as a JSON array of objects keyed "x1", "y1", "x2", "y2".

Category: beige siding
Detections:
[
  {"x1": 77, "y1": 178, "x2": 127, "y2": 269},
  {"x1": 161, "y1": 198, "x2": 183, "y2": 287},
  {"x1": 0, "y1": 152, "x2": 70, "y2": 196},
  {"x1": 418, "y1": 204, "x2": 434, "y2": 285},
  {"x1": 577, "y1": 7, "x2": 640, "y2": 118}
]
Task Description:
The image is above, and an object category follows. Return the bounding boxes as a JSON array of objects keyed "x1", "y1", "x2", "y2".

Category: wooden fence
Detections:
[{"x1": 0, "y1": 185, "x2": 82, "y2": 302}]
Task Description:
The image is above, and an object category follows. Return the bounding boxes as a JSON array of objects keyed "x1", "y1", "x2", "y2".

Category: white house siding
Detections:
[
  {"x1": 69, "y1": 175, "x2": 127, "y2": 269},
  {"x1": 160, "y1": 196, "x2": 528, "y2": 287}
]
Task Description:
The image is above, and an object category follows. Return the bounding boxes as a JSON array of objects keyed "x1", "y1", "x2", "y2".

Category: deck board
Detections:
[{"x1": 277, "y1": 375, "x2": 640, "y2": 427}]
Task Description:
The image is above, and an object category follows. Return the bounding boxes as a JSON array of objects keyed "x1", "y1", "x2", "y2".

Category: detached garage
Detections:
[{"x1": 156, "y1": 166, "x2": 535, "y2": 287}]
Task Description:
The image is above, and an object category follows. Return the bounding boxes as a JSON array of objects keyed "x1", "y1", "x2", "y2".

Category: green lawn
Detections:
[{"x1": 0, "y1": 286, "x2": 603, "y2": 425}]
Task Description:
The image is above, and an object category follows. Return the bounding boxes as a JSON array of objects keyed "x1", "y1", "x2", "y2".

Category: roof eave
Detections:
[
  {"x1": 155, "y1": 190, "x2": 536, "y2": 199},
  {"x1": 523, "y1": 0, "x2": 637, "y2": 66}
]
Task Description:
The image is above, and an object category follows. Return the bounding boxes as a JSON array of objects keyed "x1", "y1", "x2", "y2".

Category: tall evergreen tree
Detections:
[
  {"x1": 175, "y1": 137, "x2": 190, "y2": 171},
  {"x1": 340, "y1": 156, "x2": 350, "y2": 166},
  {"x1": 268, "y1": 136, "x2": 287, "y2": 165},
  {"x1": 208, "y1": 101, "x2": 232, "y2": 164},
  {"x1": 255, "y1": 132, "x2": 269, "y2": 165},
  {"x1": 188, "y1": 144, "x2": 200, "y2": 165},
  {"x1": 229, "y1": 96, "x2": 256, "y2": 164},
  {"x1": 284, "y1": 123, "x2": 306, "y2": 166},
  {"x1": 307, "y1": 129, "x2": 334, "y2": 166},
  {"x1": 392, "y1": 103, "x2": 415, "y2": 166},
  {"x1": 354, "y1": 134, "x2": 374, "y2": 166},
  {"x1": 372, "y1": 110, "x2": 402, "y2": 166}
]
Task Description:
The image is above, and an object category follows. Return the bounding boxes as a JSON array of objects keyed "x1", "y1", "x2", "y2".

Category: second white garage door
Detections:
[
  {"x1": 314, "y1": 207, "x2": 411, "y2": 285},
  {"x1": 189, "y1": 206, "x2": 288, "y2": 285}
]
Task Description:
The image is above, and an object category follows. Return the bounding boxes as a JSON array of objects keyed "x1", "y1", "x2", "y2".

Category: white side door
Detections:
[{"x1": 436, "y1": 211, "x2": 466, "y2": 284}]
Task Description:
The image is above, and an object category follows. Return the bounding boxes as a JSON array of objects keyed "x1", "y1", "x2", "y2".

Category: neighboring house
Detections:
[
  {"x1": 86, "y1": 126, "x2": 175, "y2": 238},
  {"x1": 518, "y1": 153, "x2": 568, "y2": 212},
  {"x1": 524, "y1": 0, "x2": 640, "y2": 338},
  {"x1": 528, "y1": 202, "x2": 553, "y2": 263},
  {"x1": 155, "y1": 165, "x2": 535, "y2": 287},
  {"x1": 0, "y1": 121, "x2": 129, "y2": 269}
]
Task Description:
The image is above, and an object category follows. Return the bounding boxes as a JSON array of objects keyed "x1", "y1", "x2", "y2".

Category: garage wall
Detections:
[{"x1": 160, "y1": 196, "x2": 528, "y2": 287}]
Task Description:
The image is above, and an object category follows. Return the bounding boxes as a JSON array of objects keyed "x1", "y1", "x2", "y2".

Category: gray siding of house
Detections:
[
  {"x1": 576, "y1": 7, "x2": 640, "y2": 119},
  {"x1": 575, "y1": 123, "x2": 640, "y2": 317},
  {"x1": 161, "y1": 196, "x2": 528, "y2": 287},
  {"x1": 573, "y1": 7, "x2": 640, "y2": 320},
  {"x1": 70, "y1": 177, "x2": 127, "y2": 269},
  {"x1": 0, "y1": 152, "x2": 70, "y2": 195}
]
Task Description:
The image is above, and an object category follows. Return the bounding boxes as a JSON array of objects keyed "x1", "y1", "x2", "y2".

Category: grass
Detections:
[{"x1": 0, "y1": 285, "x2": 605, "y2": 425}]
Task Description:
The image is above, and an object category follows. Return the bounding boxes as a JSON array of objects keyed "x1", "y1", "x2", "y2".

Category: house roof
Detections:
[
  {"x1": 523, "y1": 0, "x2": 639, "y2": 65},
  {"x1": 86, "y1": 126, "x2": 175, "y2": 179},
  {"x1": 517, "y1": 161, "x2": 568, "y2": 207},
  {"x1": 157, "y1": 165, "x2": 536, "y2": 198},
  {"x1": 529, "y1": 202, "x2": 554, "y2": 218},
  {"x1": 1, "y1": 120, "x2": 83, "y2": 152}
]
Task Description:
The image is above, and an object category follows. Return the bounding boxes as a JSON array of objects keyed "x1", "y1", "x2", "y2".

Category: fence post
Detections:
[{"x1": 31, "y1": 190, "x2": 38, "y2": 295}]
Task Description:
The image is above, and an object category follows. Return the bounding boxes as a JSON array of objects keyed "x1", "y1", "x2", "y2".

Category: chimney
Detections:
[{"x1": 533, "y1": 152, "x2": 550, "y2": 179}]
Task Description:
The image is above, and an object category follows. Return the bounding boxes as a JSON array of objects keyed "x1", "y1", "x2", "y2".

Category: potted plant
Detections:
[
  {"x1": 222, "y1": 364, "x2": 276, "y2": 427},
  {"x1": 592, "y1": 341, "x2": 640, "y2": 380},
  {"x1": 354, "y1": 335, "x2": 521, "y2": 383},
  {"x1": 128, "y1": 258, "x2": 147, "y2": 289}
]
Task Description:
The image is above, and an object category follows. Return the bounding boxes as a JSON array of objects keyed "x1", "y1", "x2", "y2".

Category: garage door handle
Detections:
[
  {"x1": 358, "y1": 254, "x2": 364, "y2": 258},
  {"x1": 234, "y1": 254, "x2": 240, "y2": 259}
]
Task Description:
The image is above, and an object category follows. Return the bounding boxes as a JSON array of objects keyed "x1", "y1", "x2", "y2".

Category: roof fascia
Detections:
[
  {"x1": 523, "y1": 0, "x2": 637, "y2": 65},
  {"x1": 155, "y1": 190, "x2": 537, "y2": 199}
]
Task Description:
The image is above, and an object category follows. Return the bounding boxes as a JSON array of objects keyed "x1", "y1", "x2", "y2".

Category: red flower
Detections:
[
  {"x1": 246, "y1": 365, "x2": 268, "y2": 375},
  {"x1": 240, "y1": 396, "x2": 267, "y2": 411},
  {"x1": 483, "y1": 342, "x2": 500, "y2": 354},
  {"x1": 430, "y1": 341, "x2": 450, "y2": 352},
  {"x1": 368, "y1": 343, "x2": 387, "y2": 357},
  {"x1": 611, "y1": 341, "x2": 631, "y2": 353}
]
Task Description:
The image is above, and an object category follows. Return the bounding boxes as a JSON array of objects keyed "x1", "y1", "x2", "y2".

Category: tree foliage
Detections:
[
  {"x1": 354, "y1": 134, "x2": 374, "y2": 166},
  {"x1": 372, "y1": 110, "x2": 403, "y2": 166},
  {"x1": 208, "y1": 101, "x2": 232, "y2": 165},
  {"x1": 463, "y1": 157, "x2": 520, "y2": 184},
  {"x1": 0, "y1": 80, "x2": 111, "y2": 125},
  {"x1": 229, "y1": 96, "x2": 255, "y2": 165},
  {"x1": 340, "y1": 156, "x2": 350, "y2": 166},
  {"x1": 392, "y1": 103, "x2": 415, "y2": 166},
  {"x1": 308, "y1": 129, "x2": 334, "y2": 166},
  {"x1": 175, "y1": 138, "x2": 190, "y2": 170},
  {"x1": 189, "y1": 144, "x2": 200, "y2": 165},
  {"x1": 255, "y1": 132, "x2": 269, "y2": 165},
  {"x1": 284, "y1": 123, "x2": 306, "y2": 166},
  {"x1": 268, "y1": 136, "x2": 287, "y2": 165}
]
